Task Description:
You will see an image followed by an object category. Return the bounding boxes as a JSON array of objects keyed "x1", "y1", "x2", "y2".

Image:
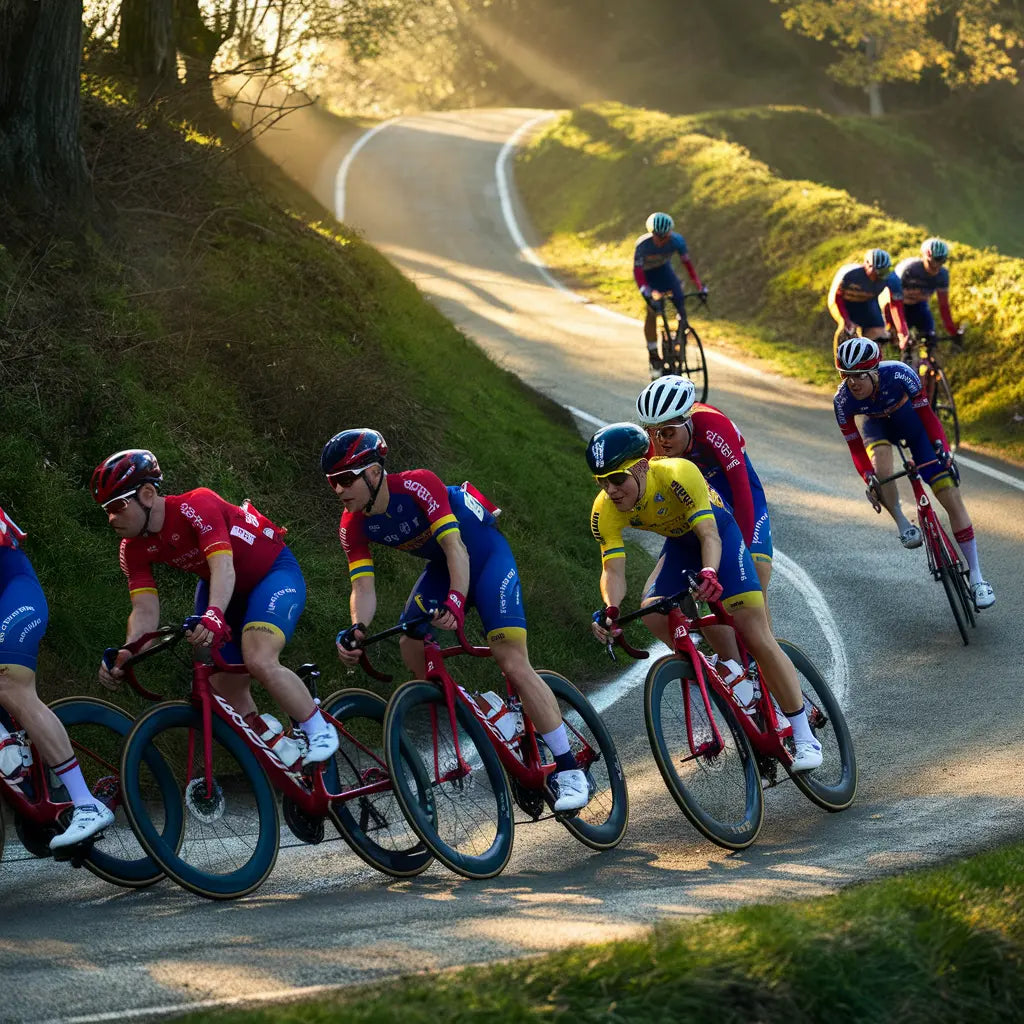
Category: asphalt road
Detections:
[{"x1": 3, "y1": 108, "x2": 1023, "y2": 1024}]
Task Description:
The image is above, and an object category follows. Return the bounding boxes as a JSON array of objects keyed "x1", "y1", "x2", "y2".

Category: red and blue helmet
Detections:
[{"x1": 320, "y1": 429, "x2": 388, "y2": 479}]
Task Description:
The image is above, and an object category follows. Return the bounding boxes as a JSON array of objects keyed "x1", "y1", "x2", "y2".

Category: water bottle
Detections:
[
  {"x1": 720, "y1": 659, "x2": 758, "y2": 717},
  {"x1": 473, "y1": 691, "x2": 517, "y2": 742},
  {"x1": 248, "y1": 713, "x2": 302, "y2": 767},
  {"x1": 0, "y1": 732, "x2": 28, "y2": 783}
]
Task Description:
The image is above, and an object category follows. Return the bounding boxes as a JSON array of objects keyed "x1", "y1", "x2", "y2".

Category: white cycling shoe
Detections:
[
  {"x1": 548, "y1": 768, "x2": 590, "y2": 812},
  {"x1": 302, "y1": 724, "x2": 339, "y2": 766},
  {"x1": 0, "y1": 737, "x2": 25, "y2": 781},
  {"x1": 790, "y1": 738, "x2": 823, "y2": 773},
  {"x1": 49, "y1": 803, "x2": 116, "y2": 850},
  {"x1": 972, "y1": 580, "x2": 995, "y2": 609},
  {"x1": 899, "y1": 524, "x2": 923, "y2": 549}
]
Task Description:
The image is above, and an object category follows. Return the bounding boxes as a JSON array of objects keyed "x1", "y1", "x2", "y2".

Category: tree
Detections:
[
  {"x1": 772, "y1": 0, "x2": 1023, "y2": 115},
  {"x1": 119, "y1": 0, "x2": 176, "y2": 91},
  {"x1": 0, "y1": 0, "x2": 89, "y2": 211}
]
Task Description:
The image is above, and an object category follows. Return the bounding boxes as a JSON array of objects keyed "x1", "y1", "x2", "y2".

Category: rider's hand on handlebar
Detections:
[
  {"x1": 698, "y1": 286, "x2": 709, "y2": 302},
  {"x1": 186, "y1": 606, "x2": 231, "y2": 649},
  {"x1": 692, "y1": 568, "x2": 723, "y2": 603},
  {"x1": 591, "y1": 606, "x2": 621, "y2": 644},
  {"x1": 98, "y1": 647, "x2": 130, "y2": 690},
  {"x1": 335, "y1": 623, "x2": 366, "y2": 666},
  {"x1": 430, "y1": 589, "x2": 466, "y2": 632},
  {"x1": 640, "y1": 286, "x2": 657, "y2": 311}
]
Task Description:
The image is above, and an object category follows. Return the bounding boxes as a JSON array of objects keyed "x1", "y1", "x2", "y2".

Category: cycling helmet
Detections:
[
  {"x1": 645, "y1": 212, "x2": 674, "y2": 236},
  {"x1": 586, "y1": 423, "x2": 650, "y2": 477},
  {"x1": 864, "y1": 248, "x2": 892, "y2": 274},
  {"x1": 320, "y1": 429, "x2": 388, "y2": 477},
  {"x1": 91, "y1": 449, "x2": 163, "y2": 506},
  {"x1": 921, "y1": 237, "x2": 949, "y2": 263},
  {"x1": 835, "y1": 337, "x2": 882, "y2": 373},
  {"x1": 635, "y1": 375, "x2": 697, "y2": 426}
]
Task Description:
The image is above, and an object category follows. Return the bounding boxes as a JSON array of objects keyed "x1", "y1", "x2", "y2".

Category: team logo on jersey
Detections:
[
  {"x1": 629, "y1": 516, "x2": 642, "y2": 528},
  {"x1": 230, "y1": 525, "x2": 256, "y2": 545},
  {"x1": 669, "y1": 480, "x2": 695, "y2": 509},
  {"x1": 399, "y1": 522, "x2": 411, "y2": 535},
  {"x1": 654, "y1": 492, "x2": 665, "y2": 503},
  {"x1": 657, "y1": 507, "x2": 668, "y2": 516},
  {"x1": 402, "y1": 478, "x2": 440, "y2": 515}
]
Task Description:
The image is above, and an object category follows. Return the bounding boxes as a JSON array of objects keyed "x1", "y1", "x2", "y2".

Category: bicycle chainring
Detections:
[
  {"x1": 184, "y1": 777, "x2": 225, "y2": 824},
  {"x1": 14, "y1": 813, "x2": 57, "y2": 858},
  {"x1": 509, "y1": 776, "x2": 545, "y2": 820},
  {"x1": 282, "y1": 796, "x2": 325, "y2": 845}
]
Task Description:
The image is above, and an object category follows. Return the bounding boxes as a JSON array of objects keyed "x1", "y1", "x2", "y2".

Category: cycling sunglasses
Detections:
[
  {"x1": 102, "y1": 489, "x2": 138, "y2": 514},
  {"x1": 597, "y1": 471, "x2": 631, "y2": 487},
  {"x1": 840, "y1": 370, "x2": 875, "y2": 382},
  {"x1": 328, "y1": 465, "x2": 372, "y2": 491},
  {"x1": 652, "y1": 422, "x2": 686, "y2": 442}
]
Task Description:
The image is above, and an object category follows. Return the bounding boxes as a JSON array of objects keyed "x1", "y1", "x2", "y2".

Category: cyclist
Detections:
[
  {"x1": 586, "y1": 423, "x2": 823, "y2": 771},
  {"x1": 635, "y1": 375, "x2": 773, "y2": 598},
  {"x1": 0, "y1": 505, "x2": 117, "y2": 849},
  {"x1": 633, "y1": 212, "x2": 707, "y2": 380},
  {"x1": 323, "y1": 428, "x2": 590, "y2": 811},
  {"x1": 833, "y1": 338, "x2": 995, "y2": 607},
  {"x1": 828, "y1": 248, "x2": 909, "y2": 357},
  {"x1": 92, "y1": 449, "x2": 340, "y2": 764}
]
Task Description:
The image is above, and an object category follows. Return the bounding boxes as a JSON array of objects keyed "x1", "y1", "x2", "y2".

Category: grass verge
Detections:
[
  {"x1": 179, "y1": 841, "x2": 1024, "y2": 1024},
  {"x1": 514, "y1": 103, "x2": 1024, "y2": 462}
]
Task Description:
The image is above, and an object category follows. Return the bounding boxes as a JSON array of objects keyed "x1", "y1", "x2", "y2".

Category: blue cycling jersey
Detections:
[
  {"x1": 633, "y1": 231, "x2": 689, "y2": 285},
  {"x1": 895, "y1": 257, "x2": 949, "y2": 305}
]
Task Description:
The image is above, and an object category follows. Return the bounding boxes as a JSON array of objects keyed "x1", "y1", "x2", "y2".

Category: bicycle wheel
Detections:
[
  {"x1": 643, "y1": 653, "x2": 763, "y2": 850},
  {"x1": 51, "y1": 696, "x2": 178, "y2": 888},
  {"x1": 535, "y1": 671, "x2": 628, "y2": 851},
  {"x1": 384, "y1": 681, "x2": 513, "y2": 880},
  {"x1": 120, "y1": 701, "x2": 279, "y2": 900},
  {"x1": 937, "y1": 556, "x2": 972, "y2": 645},
  {"x1": 932, "y1": 367, "x2": 960, "y2": 451},
  {"x1": 679, "y1": 324, "x2": 708, "y2": 402},
  {"x1": 776, "y1": 641, "x2": 857, "y2": 810},
  {"x1": 321, "y1": 688, "x2": 432, "y2": 878}
]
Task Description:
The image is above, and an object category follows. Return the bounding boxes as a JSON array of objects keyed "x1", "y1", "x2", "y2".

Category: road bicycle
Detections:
[
  {"x1": 649, "y1": 291, "x2": 709, "y2": 401},
  {"x1": 867, "y1": 443, "x2": 976, "y2": 645},
  {"x1": 900, "y1": 327, "x2": 965, "y2": 450},
  {"x1": 0, "y1": 698, "x2": 170, "y2": 887},
  {"x1": 348, "y1": 612, "x2": 628, "y2": 880},
  {"x1": 115, "y1": 619, "x2": 431, "y2": 900},
  {"x1": 605, "y1": 585, "x2": 856, "y2": 850}
]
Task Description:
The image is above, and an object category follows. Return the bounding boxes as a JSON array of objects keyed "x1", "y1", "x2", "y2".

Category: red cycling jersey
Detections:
[
  {"x1": 0, "y1": 506, "x2": 26, "y2": 551},
  {"x1": 119, "y1": 488, "x2": 286, "y2": 597}
]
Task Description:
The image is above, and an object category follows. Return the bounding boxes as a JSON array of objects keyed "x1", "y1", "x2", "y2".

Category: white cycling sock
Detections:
[
  {"x1": 956, "y1": 536, "x2": 982, "y2": 584},
  {"x1": 52, "y1": 757, "x2": 96, "y2": 807},
  {"x1": 299, "y1": 709, "x2": 328, "y2": 737},
  {"x1": 785, "y1": 707, "x2": 817, "y2": 746}
]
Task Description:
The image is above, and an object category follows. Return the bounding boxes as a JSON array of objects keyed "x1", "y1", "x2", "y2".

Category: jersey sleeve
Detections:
[
  {"x1": 833, "y1": 389, "x2": 873, "y2": 479},
  {"x1": 399, "y1": 470, "x2": 460, "y2": 541},
  {"x1": 885, "y1": 270, "x2": 904, "y2": 301},
  {"x1": 120, "y1": 538, "x2": 158, "y2": 596},
  {"x1": 694, "y1": 410, "x2": 755, "y2": 544},
  {"x1": 590, "y1": 494, "x2": 626, "y2": 564},
  {"x1": 183, "y1": 489, "x2": 234, "y2": 561},
  {"x1": 339, "y1": 511, "x2": 374, "y2": 582}
]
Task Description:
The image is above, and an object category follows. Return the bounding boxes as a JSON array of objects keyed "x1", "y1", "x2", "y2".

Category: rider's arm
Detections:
[
  {"x1": 695, "y1": 411, "x2": 755, "y2": 545},
  {"x1": 125, "y1": 590, "x2": 160, "y2": 644},
  {"x1": 889, "y1": 297, "x2": 910, "y2": 339},
  {"x1": 438, "y1": 528, "x2": 471, "y2": 598},
  {"x1": 827, "y1": 271, "x2": 853, "y2": 330},
  {"x1": 205, "y1": 551, "x2": 236, "y2": 612},
  {"x1": 834, "y1": 394, "x2": 875, "y2": 480},
  {"x1": 680, "y1": 255, "x2": 703, "y2": 291},
  {"x1": 912, "y1": 393, "x2": 950, "y2": 447},
  {"x1": 691, "y1": 514, "x2": 723, "y2": 575},
  {"x1": 349, "y1": 574, "x2": 377, "y2": 630},
  {"x1": 936, "y1": 288, "x2": 958, "y2": 336},
  {"x1": 599, "y1": 557, "x2": 627, "y2": 610}
]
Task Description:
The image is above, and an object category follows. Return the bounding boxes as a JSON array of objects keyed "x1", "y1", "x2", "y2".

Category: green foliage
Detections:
[
  {"x1": 0, "y1": 74, "x2": 641, "y2": 704},
  {"x1": 514, "y1": 103, "x2": 1024, "y2": 459},
  {"x1": 179, "y1": 842, "x2": 1024, "y2": 1023}
]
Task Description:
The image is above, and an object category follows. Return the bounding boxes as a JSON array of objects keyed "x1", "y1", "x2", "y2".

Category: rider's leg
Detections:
[
  {"x1": 0, "y1": 664, "x2": 73, "y2": 768},
  {"x1": 489, "y1": 635, "x2": 559, "y2": 733},
  {"x1": 931, "y1": 477, "x2": 987, "y2": 585},
  {"x1": 867, "y1": 441, "x2": 919, "y2": 544},
  {"x1": 241, "y1": 627, "x2": 316, "y2": 725}
]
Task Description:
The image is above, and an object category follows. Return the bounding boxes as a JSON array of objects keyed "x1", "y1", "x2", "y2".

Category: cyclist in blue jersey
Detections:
[
  {"x1": 833, "y1": 338, "x2": 994, "y2": 608},
  {"x1": 828, "y1": 249, "x2": 909, "y2": 358},
  {"x1": 324, "y1": 429, "x2": 591, "y2": 812},
  {"x1": 633, "y1": 212, "x2": 708, "y2": 379},
  {"x1": 0, "y1": 505, "x2": 117, "y2": 849}
]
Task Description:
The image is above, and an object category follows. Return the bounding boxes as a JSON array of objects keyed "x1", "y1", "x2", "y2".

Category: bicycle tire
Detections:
[
  {"x1": 51, "y1": 696, "x2": 178, "y2": 888},
  {"x1": 932, "y1": 367, "x2": 960, "y2": 451},
  {"x1": 776, "y1": 641, "x2": 858, "y2": 810},
  {"x1": 679, "y1": 325, "x2": 709, "y2": 403},
  {"x1": 535, "y1": 671, "x2": 628, "y2": 851},
  {"x1": 0, "y1": 794, "x2": 5, "y2": 864},
  {"x1": 384, "y1": 681, "x2": 513, "y2": 880},
  {"x1": 321, "y1": 687, "x2": 433, "y2": 878},
  {"x1": 938, "y1": 559, "x2": 970, "y2": 646},
  {"x1": 950, "y1": 558, "x2": 977, "y2": 630},
  {"x1": 120, "y1": 701, "x2": 279, "y2": 900},
  {"x1": 643, "y1": 653, "x2": 763, "y2": 850}
]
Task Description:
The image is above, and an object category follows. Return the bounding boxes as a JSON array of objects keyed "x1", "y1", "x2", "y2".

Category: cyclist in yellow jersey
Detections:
[{"x1": 586, "y1": 423, "x2": 822, "y2": 771}]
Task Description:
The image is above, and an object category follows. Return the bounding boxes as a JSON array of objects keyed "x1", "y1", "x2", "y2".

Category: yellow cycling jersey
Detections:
[{"x1": 590, "y1": 458, "x2": 724, "y2": 564}]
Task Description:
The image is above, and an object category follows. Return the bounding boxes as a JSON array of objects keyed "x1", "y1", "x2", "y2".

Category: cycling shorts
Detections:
[
  {"x1": 904, "y1": 301, "x2": 936, "y2": 335},
  {"x1": 705, "y1": 453, "x2": 773, "y2": 564},
  {"x1": 194, "y1": 546, "x2": 306, "y2": 662},
  {"x1": 860, "y1": 409, "x2": 955, "y2": 492},
  {"x1": 401, "y1": 526, "x2": 528, "y2": 644},
  {"x1": 642, "y1": 268, "x2": 686, "y2": 313},
  {"x1": 842, "y1": 299, "x2": 886, "y2": 331},
  {"x1": 645, "y1": 505, "x2": 763, "y2": 613},
  {"x1": 0, "y1": 547, "x2": 48, "y2": 671}
]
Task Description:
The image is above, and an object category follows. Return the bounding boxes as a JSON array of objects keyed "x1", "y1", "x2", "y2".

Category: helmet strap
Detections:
[
  {"x1": 134, "y1": 493, "x2": 155, "y2": 536},
  {"x1": 362, "y1": 467, "x2": 386, "y2": 515}
]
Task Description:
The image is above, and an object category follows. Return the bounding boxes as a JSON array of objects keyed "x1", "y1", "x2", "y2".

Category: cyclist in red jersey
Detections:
[
  {"x1": 92, "y1": 450, "x2": 339, "y2": 764},
  {"x1": 0, "y1": 506, "x2": 117, "y2": 848}
]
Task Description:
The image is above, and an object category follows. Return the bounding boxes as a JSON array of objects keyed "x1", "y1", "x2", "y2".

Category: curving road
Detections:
[{"x1": 3, "y1": 108, "x2": 1023, "y2": 1024}]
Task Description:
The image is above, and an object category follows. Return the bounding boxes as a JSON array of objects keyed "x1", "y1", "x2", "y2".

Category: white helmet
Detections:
[{"x1": 635, "y1": 375, "x2": 697, "y2": 426}]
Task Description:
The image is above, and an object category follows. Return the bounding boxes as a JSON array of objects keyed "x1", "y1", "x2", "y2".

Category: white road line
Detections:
[
  {"x1": 334, "y1": 116, "x2": 399, "y2": 221},
  {"x1": 955, "y1": 453, "x2": 1024, "y2": 493}
]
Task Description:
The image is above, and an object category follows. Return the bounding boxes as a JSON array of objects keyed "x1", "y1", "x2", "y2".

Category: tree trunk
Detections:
[
  {"x1": 118, "y1": 0, "x2": 178, "y2": 94},
  {"x1": 861, "y1": 34, "x2": 885, "y2": 116},
  {"x1": 0, "y1": 0, "x2": 89, "y2": 211}
]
